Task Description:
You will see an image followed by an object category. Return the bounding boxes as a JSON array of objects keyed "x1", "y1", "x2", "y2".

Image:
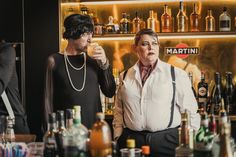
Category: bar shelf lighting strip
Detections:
[
  {"x1": 61, "y1": 0, "x2": 232, "y2": 6},
  {"x1": 92, "y1": 34, "x2": 236, "y2": 41}
]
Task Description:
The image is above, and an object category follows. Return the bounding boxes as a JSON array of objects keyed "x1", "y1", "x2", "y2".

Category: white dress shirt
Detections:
[{"x1": 113, "y1": 59, "x2": 200, "y2": 139}]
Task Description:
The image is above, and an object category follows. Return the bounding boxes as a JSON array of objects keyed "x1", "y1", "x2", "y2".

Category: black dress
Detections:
[
  {"x1": 0, "y1": 42, "x2": 29, "y2": 134},
  {"x1": 43, "y1": 52, "x2": 116, "y2": 130}
]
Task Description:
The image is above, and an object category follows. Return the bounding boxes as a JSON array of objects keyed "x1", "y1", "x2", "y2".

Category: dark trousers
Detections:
[
  {"x1": 14, "y1": 116, "x2": 30, "y2": 134},
  {"x1": 117, "y1": 127, "x2": 179, "y2": 157}
]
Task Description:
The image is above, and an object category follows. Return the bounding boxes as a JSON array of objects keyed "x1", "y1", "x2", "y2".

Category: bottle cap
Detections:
[
  {"x1": 127, "y1": 139, "x2": 135, "y2": 148},
  {"x1": 142, "y1": 145, "x2": 150, "y2": 155},
  {"x1": 56, "y1": 110, "x2": 64, "y2": 121},
  {"x1": 73, "y1": 105, "x2": 81, "y2": 112},
  {"x1": 49, "y1": 112, "x2": 56, "y2": 123},
  {"x1": 96, "y1": 112, "x2": 105, "y2": 120},
  {"x1": 66, "y1": 109, "x2": 73, "y2": 119}
]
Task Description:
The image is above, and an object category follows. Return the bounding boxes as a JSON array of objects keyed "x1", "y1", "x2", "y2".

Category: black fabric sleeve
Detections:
[
  {"x1": 42, "y1": 55, "x2": 55, "y2": 132},
  {"x1": 98, "y1": 64, "x2": 116, "y2": 98},
  {"x1": 0, "y1": 43, "x2": 15, "y2": 94}
]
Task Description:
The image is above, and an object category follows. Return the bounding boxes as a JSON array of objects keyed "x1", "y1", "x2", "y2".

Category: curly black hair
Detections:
[{"x1": 63, "y1": 14, "x2": 94, "y2": 40}]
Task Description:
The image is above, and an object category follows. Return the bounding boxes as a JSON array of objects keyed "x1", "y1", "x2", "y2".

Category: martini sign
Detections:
[{"x1": 165, "y1": 43, "x2": 200, "y2": 59}]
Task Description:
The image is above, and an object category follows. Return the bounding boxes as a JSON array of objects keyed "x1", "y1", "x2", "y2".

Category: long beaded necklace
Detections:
[{"x1": 64, "y1": 51, "x2": 86, "y2": 92}]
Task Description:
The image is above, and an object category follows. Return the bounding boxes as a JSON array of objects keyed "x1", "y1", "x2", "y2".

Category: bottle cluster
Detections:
[
  {"x1": 74, "y1": 2, "x2": 236, "y2": 35},
  {"x1": 191, "y1": 71, "x2": 236, "y2": 116},
  {"x1": 175, "y1": 108, "x2": 235, "y2": 157}
]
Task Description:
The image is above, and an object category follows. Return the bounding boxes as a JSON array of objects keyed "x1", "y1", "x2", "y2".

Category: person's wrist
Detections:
[{"x1": 98, "y1": 58, "x2": 109, "y2": 70}]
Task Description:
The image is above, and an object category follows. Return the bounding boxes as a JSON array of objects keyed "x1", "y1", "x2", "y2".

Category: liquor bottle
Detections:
[
  {"x1": 219, "y1": 7, "x2": 231, "y2": 32},
  {"x1": 63, "y1": 106, "x2": 89, "y2": 157},
  {"x1": 190, "y1": 3, "x2": 200, "y2": 32},
  {"x1": 153, "y1": 12, "x2": 160, "y2": 32},
  {"x1": 5, "y1": 116, "x2": 15, "y2": 142},
  {"x1": 211, "y1": 72, "x2": 222, "y2": 115},
  {"x1": 161, "y1": 4, "x2": 172, "y2": 32},
  {"x1": 208, "y1": 103, "x2": 217, "y2": 136},
  {"x1": 55, "y1": 110, "x2": 66, "y2": 157},
  {"x1": 127, "y1": 139, "x2": 135, "y2": 157},
  {"x1": 120, "y1": 12, "x2": 130, "y2": 34},
  {"x1": 198, "y1": 71, "x2": 208, "y2": 110},
  {"x1": 194, "y1": 112, "x2": 214, "y2": 156},
  {"x1": 112, "y1": 141, "x2": 118, "y2": 157},
  {"x1": 106, "y1": 16, "x2": 117, "y2": 34},
  {"x1": 44, "y1": 113, "x2": 57, "y2": 157},
  {"x1": 132, "y1": 11, "x2": 141, "y2": 34},
  {"x1": 65, "y1": 109, "x2": 73, "y2": 129},
  {"x1": 90, "y1": 112, "x2": 112, "y2": 157},
  {"x1": 80, "y1": 6, "x2": 88, "y2": 15},
  {"x1": 105, "y1": 97, "x2": 114, "y2": 115},
  {"x1": 175, "y1": 111, "x2": 193, "y2": 157},
  {"x1": 142, "y1": 145, "x2": 150, "y2": 157},
  {"x1": 147, "y1": 10, "x2": 159, "y2": 32},
  {"x1": 224, "y1": 72, "x2": 234, "y2": 114},
  {"x1": 219, "y1": 123, "x2": 233, "y2": 157},
  {"x1": 177, "y1": 1, "x2": 188, "y2": 32},
  {"x1": 205, "y1": 9, "x2": 215, "y2": 32}
]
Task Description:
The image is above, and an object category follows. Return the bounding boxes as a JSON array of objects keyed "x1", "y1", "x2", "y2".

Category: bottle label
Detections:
[
  {"x1": 198, "y1": 87, "x2": 207, "y2": 97},
  {"x1": 220, "y1": 20, "x2": 230, "y2": 29}
]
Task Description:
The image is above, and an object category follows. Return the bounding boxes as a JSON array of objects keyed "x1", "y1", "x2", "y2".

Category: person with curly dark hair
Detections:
[
  {"x1": 42, "y1": 14, "x2": 116, "y2": 131},
  {"x1": 0, "y1": 39, "x2": 30, "y2": 134}
]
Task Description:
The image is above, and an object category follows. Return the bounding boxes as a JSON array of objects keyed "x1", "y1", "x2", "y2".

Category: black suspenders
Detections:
[
  {"x1": 121, "y1": 66, "x2": 176, "y2": 129},
  {"x1": 167, "y1": 66, "x2": 176, "y2": 128}
]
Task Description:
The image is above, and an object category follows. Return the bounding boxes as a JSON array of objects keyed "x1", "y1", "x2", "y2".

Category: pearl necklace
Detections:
[{"x1": 64, "y1": 51, "x2": 86, "y2": 92}]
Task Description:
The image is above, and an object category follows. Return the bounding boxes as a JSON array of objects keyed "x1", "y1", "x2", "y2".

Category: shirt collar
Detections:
[{"x1": 133, "y1": 58, "x2": 165, "y2": 73}]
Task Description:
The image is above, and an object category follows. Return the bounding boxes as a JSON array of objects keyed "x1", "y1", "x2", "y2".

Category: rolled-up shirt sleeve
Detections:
[{"x1": 176, "y1": 70, "x2": 200, "y2": 131}]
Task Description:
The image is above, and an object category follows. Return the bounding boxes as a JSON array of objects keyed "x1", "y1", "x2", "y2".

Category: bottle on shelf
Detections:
[
  {"x1": 63, "y1": 105, "x2": 89, "y2": 157},
  {"x1": 211, "y1": 72, "x2": 222, "y2": 115},
  {"x1": 106, "y1": 16, "x2": 119, "y2": 34},
  {"x1": 224, "y1": 72, "x2": 234, "y2": 115},
  {"x1": 112, "y1": 141, "x2": 118, "y2": 157},
  {"x1": 147, "y1": 10, "x2": 159, "y2": 32},
  {"x1": 208, "y1": 102, "x2": 217, "y2": 136},
  {"x1": 55, "y1": 110, "x2": 67, "y2": 157},
  {"x1": 194, "y1": 111, "x2": 214, "y2": 156},
  {"x1": 80, "y1": 5, "x2": 88, "y2": 15},
  {"x1": 190, "y1": 3, "x2": 200, "y2": 32},
  {"x1": 161, "y1": 4, "x2": 172, "y2": 33},
  {"x1": 177, "y1": 1, "x2": 188, "y2": 32},
  {"x1": 120, "y1": 12, "x2": 130, "y2": 34},
  {"x1": 197, "y1": 71, "x2": 208, "y2": 111},
  {"x1": 89, "y1": 112, "x2": 112, "y2": 157},
  {"x1": 175, "y1": 110, "x2": 193, "y2": 157},
  {"x1": 105, "y1": 97, "x2": 114, "y2": 115},
  {"x1": 219, "y1": 7, "x2": 231, "y2": 32},
  {"x1": 65, "y1": 109, "x2": 74, "y2": 129},
  {"x1": 43, "y1": 113, "x2": 57, "y2": 157},
  {"x1": 132, "y1": 11, "x2": 141, "y2": 34},
  {"x1": 205, "y1": 9, "x2": 215, "y2": 32},
  {"x1": 141, "y1": 145, "x2": 150, "y2": 157},
  {"x1": 153, "y1": 12, "x2": 160, "y2": 32}
]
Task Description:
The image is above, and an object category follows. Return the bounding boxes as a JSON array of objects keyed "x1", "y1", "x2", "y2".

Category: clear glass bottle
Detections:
[
  {"x1": 190, "y1": 3, "x2": 200, "y2": 32},
  {"x1": 106, "y1": 16, "x2": 117, "y2": 34},
  {"x1": 5, "y1": 116, "x2": 15, "y2": 142},
  {"x1": 43, "y1": 113, "x2": 57, "y2": 157},
  {"x1": 154, "y1": 12, "x2": 160, "y2": 32},
  {"x1": 177, "y1": 1, "x2": 188, "y2": 32},
  {"x1": 63, "y1": 106, "x2": 89, "y2": 157},
  {"x1": 211, "y1": 72, "x2": 222, "y2": 115},
  {"x1": 175, "y1": 111, "x2": 193, "y2": 157},
  {"x1": 161, "y1": 4, "x2": 172, "y2": 33},
  {"x1": 90, "y1": 112, "x2": 112, "y2": 157},
  {"x1": 205, "y1": 9, "x2": 215, "y2": 32},
  {"x1": 219, "y1": 7, "x2": 231, "y2": 32},
  {"x1": 147, "y1": 10, "x2": 159, "y2": 32}
]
